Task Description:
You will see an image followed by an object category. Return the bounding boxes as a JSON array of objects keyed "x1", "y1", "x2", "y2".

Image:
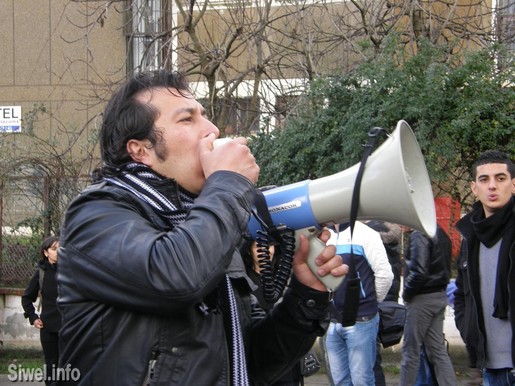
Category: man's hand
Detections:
[
  {"x1": 292, "y1": 229, "x2": 347, "y2": 292},
  {"x1": 200, "y1": 134, "x2": 260, "y2": 184},
  {"x1": 33, "y1": 319, "x2": 43, "y2": 329}
]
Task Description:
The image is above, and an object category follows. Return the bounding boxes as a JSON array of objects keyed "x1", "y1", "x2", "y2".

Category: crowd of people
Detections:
[{"x1": 19, "y1": 69, "x2": 514, "y2": 386}]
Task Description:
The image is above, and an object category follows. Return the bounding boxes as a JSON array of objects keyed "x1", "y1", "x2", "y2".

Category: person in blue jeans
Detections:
[
  {"x1": 325, "y1": 222, "x2": 393, "y2": 386},
  {"x1": 365, "y1": 220, "x2": 402, "y2": 386}
]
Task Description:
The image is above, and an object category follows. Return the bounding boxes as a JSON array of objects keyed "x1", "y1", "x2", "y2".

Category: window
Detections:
[
  {"x1": 272, "y1": 0, "x2": 333, "y2": 5},
  {"x1": 201, "y1": 96, "x2": 261, "y2": 136},
  {"x1": 126, "y1": 0, "x2": 167, "y2": 72},
  {"x1": 183, "y1": 0, "x2": 343, "y2": 11},
  {"x1": 204, "y1": 0, "x2": 252, "y2": 10},
  {"x1": 496, "y1": 0, "x2": 515, "y2": 68},
  {"x1": 221, "y1": 97, "x2": 261, "y2": 136},
  {"x1": 274, "y1": 95, "x2": 300, "y2": 130}
]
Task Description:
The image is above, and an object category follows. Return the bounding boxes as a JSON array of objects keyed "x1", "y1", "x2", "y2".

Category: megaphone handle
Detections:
[{"x1": 295, "y1": 227, "x2": 345, "y2": 291}]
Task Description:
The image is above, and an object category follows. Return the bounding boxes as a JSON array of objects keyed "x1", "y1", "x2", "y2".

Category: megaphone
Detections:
[{"x1": 218, "y1": 120, "x2": 436, "y2": 289}]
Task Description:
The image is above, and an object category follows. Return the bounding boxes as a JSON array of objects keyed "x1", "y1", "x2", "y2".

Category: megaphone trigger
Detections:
[{"x1": 296, "y1": 227, "x2": 346, "y2": 291}]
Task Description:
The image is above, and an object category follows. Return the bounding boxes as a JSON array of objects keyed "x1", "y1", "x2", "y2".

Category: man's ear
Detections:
[
  {"x1": 127, "y1": 139, "x2": 154, "y2": 165},
  {"x1": 470, "y1": 181, "x2": 477, "y2": 197}
]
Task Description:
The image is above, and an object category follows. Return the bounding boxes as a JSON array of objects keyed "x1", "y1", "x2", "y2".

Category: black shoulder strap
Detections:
[
  {"x1": 340, "y1": 127, "x2": 386, "y2": 327},
  {"x1": 253, "y1": 188, "x2": 274, "y2": 230},
  {"x1": 347, "y1": 127, "x2": 386, "y2": 270},
  {"x1": 349, "y1": 127, "x2": 386, "y2": 236}
]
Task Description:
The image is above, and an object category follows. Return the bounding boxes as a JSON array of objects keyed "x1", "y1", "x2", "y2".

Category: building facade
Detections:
[{"x1": 0, "y1": 0, "x2": 511, "y2": 285}]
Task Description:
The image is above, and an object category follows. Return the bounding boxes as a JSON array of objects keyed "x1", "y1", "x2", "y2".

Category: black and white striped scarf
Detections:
[
  {"x1": 104, "y1": 162, "x2": 249, "y2": 385},
  {"x1": 104, "y1": 163, "x2": 193, "y2": 223}
]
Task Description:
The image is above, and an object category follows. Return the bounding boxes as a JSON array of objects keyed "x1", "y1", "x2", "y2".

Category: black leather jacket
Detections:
[
  {"x1": 57, "y1": 171, "x2": 331, "y2": 386},
  {"x1": 402, "y1": 226, "x2": 451, "y2": 303}
]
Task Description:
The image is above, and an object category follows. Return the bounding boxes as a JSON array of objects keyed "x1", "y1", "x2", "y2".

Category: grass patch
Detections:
[
  {"x1": 379, "y1": 342, "x2": 470, "y2": 380},
  {"x1": 383, "y1": 363, "x2": 401, "y2": 375},
  {"x1": 0, "y1": 347, "x2": 44, "y2": 374}
]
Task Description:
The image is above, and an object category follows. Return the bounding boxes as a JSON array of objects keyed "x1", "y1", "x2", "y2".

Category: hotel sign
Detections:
[{"x1": 0, "y1": 106, "x2": 21, "y2": 133}]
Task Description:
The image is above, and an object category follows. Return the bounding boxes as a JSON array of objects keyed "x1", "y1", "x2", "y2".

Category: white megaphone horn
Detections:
[{"x1": 218, "y1": 120, "x2": 437, "y2": 290}]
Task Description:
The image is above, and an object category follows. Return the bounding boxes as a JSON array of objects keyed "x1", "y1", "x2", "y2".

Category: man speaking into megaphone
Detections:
[{"x1": 57, "y1": 69, "x2": 347, "y2": 386}]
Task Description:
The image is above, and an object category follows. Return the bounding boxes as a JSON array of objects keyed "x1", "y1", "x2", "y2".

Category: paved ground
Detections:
[
  {"x1": 0, "y1": 344, "x2": 472, "y2": 386},
  {"x1": 302, "y1": 306, "x2": 474, "y2": 386},
  {"x1": 0, "y1": 306, "x2": 473, "y2": 385},
  {"x1": 303, "y1": 344, "x2": 473, "y2": 386},
  {"x1": 0, "y1": 375, "x2": 43, "y2": 386}
]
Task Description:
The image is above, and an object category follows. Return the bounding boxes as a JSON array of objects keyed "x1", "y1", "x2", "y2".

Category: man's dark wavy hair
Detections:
[
  {"x1": 94, "y1": 70, "x2": 190, "y2": 179},
  {"x1": 471, "y1": 150, "x2": 515, "y2": 180}
]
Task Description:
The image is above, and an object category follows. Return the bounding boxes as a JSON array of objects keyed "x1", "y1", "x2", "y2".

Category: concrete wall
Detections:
[
  {"x1": 0, "y1": 289, "x2": 39, "y2": 343},
  {"x1": 0, "y1": 288, "x2": 463, "y2": 347}
]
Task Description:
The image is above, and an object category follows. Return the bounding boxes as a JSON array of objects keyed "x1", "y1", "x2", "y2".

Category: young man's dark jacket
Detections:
[
  {"x1": 454, "y1": 197, "x2": 515, "y2": 369},
  {"x1": 57, "y1": 170, "x2": 331, "y2": 386},
  {"x1": 402, "y1": 226, "x2": 452, "y2": 303}
]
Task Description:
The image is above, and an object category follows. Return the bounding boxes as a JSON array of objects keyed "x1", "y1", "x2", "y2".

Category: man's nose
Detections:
[{"x1": 205, "y1": 118, "x2": 220, "y2": 137}]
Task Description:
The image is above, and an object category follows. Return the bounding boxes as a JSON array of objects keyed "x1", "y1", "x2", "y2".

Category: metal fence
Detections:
[
  {"x1": 0, "y1": 175, "x2": 90, "y2": 288},
  {"x1": 0, "y1": 242, "x2": 38, "y2": 288}
]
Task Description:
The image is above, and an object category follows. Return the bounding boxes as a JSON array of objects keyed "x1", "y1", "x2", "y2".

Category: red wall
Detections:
[{"x1": 434, "y1": 197, "x2": 462, "y2": 258}]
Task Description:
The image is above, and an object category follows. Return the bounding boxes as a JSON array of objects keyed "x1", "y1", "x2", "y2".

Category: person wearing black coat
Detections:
[
  {"x1": 454, "y1": 150, "x2": 515, "y2": 386},
  {"x1": 366, "y1": 221, "x2": 401, "y2": 386},
  {"x1": 21, "y1": 235, "x2": 61, "y2": 386},
  {"x1": 399, "y1": 225, "x2": 457, "y2": 386},
  {"x1": 56, "y1": 70, "x2": 346, "y2": 386}
]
